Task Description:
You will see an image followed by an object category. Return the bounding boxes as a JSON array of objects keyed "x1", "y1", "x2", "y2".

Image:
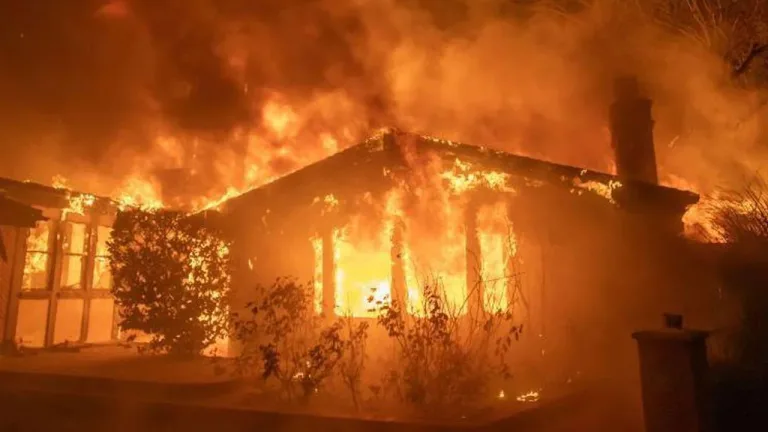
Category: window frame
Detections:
[
  {"x1": 9, "y1": 208, "x2": 117, "y2": 347},
  {"x1": 58, "y1": 220, "x2": 90, "y2": 291},
  {"x1": 19, "y1": 219, "x2": 55, "y2": 292}
]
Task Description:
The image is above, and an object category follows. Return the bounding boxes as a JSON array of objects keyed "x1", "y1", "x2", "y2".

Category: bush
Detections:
[
  {"x1": 375, "y1": 280, "x2": 523, "y2": 409},
  {"x1": 231, "y1": 278, "x2": 369, "y2": 403},
  {"x1": 229, "y1": 275, "x2": 523, "y2": 414},
  {"x1": 108, "y1": 210, "x2": 231, "y2": 357}
]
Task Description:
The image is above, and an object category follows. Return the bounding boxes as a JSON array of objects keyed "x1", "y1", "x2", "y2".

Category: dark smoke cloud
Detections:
[
  {"x1": 0, "y1": 0, "x2": 765, "y2": 202},
  {"x1": 0, "y1": 1, "x2": 154, "y2": 164},
  {"x1": 0, "y1": 0, "x2": 396, "y2": 196}
]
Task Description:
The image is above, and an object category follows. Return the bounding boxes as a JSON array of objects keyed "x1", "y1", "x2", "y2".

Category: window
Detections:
[
  {"x1": 22, "y1": 222, "x2": 51, "y2": 290},
  {"x1": 92, "y1": 226, "x2": 112, "y2": 290},
  {"x1": 60, "y1": 222, "x2": 88, "y2": 290}
]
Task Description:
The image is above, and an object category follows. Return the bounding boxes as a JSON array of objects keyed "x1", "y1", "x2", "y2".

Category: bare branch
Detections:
[{"x1": 733, "y1": 43, "x2": 768, "y2": 78}]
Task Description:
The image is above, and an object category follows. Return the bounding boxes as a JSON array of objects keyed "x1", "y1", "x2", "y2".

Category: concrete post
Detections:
[{"x1": 632, "y1": 314, "x2": 712, "y2": 432}]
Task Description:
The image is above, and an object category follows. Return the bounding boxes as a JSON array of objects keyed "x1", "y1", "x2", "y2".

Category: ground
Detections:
[{"x1": 0, "y1": 345, "x2": 644, "y2": 431}]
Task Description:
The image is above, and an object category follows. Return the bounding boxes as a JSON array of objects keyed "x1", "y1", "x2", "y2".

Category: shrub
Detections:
[
  {"x1": 337, "y1": 315, "x2": 370, "y2": 410},
  {"x1": 231, "y1": 278, "x2": 369, "y2": 402},
  {"x1": 108, "y1": 209, "x2": 231, "y2": 357},
  {"x1": 375, "y1": 279, "x2": 523, "y2": 410}
]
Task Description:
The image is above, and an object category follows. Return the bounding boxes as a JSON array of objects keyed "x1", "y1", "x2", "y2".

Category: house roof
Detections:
[
  {"x1": 0, "y1": 195, "x2": 48, "y2": 262},
  {"x1": 0, "y1": 195, "x2": 47, "y2": 228},
  {"x1": 0, "y1": 177, "x2": 114, "y2": 212},
  {"x1": 221, "y1": 128, "x2": 699, "y2": 216}
]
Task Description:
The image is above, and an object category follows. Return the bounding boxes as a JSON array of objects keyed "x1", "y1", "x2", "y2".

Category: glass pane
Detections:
[
  {"x1": 22, "y1": 252, "x2": 49, "y2": 290},
  {"x1": 53, "y1": 299, "x2": 83, "y2": 345},
  {"x1": 60, "y1": 254, "x2": 84, "y2": 289},
  {"x1": 16, "y1": 299, "x2": 49, "y2": 348},
  {"x1": 63, "y1": 223, "x2": 87, "y2": 254},
  {"x1": 92, "y1": 256, "x2": 112, "y2": 290},
  {"x1": 86, "y1": 298, "x2": 115, "y2": 343},
  {"x1": 95, "y1": 226, "x2": 112, "y2": 257}
]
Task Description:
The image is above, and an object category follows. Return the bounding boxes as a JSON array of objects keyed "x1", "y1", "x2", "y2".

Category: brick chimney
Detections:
[{"x1": 610, "y1": 76, "x2": 659, "y2": 184}]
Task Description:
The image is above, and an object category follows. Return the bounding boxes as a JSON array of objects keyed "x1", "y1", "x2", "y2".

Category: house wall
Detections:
[
  {"x1": 0, "y1": 225, "x2": 21, "y2": 342},
  {"x1": 222, "y1": 167, "x2": 719, "y2": 387},
  {"x1": 224, "y1": 182, "x2": 603, "y2": 364}
]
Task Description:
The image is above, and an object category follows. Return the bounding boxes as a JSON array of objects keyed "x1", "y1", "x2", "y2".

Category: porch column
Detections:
[
  {"x1": 321, "y1": 229, "x2": 336, "y2": 318},
  {"x1": 390, "y1": 220, "x2": 406, "y2": 306},
  {"x1": 465, "y1": 202, "x2": 482, "y2": 316}
]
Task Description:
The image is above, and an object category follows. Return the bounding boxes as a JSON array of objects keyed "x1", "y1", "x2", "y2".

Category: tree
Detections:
[
  {"x1": 707, "y1": 177, "x2": 768, "y2": 373},
  {"x1": 646, "y1": 0, "x2": 768, "y2": 80},
  {"x1": 108, "y1": 209, "x2": 231, "y2": 357}
]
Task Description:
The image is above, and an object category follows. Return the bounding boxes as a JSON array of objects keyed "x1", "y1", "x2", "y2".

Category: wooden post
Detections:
[
  {"x1": 3, "y1": 228, "x2": 26, "y2": 346},
  {"x1": 44, "y1": 216, "x2": 64, "y2": 347},
  {"x1": 465, "y1": 201, "x2": 482, "y2": 316},
  {"x1": 79, "y1": 213, "x2": 98, "y2": 342},
  {"x1": 390, "y1": 219, "x2": 406, "y2": 306},
  {"x1": 321, "y1": 228, "x2": 336, "y2": 319}
]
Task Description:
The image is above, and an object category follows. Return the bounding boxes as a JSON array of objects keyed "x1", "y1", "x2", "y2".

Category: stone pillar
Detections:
[
  {"x1": 632, "y1": 314, "x2": 712, "y2": 432},
  {"x1": 610, "y1": 76, "x2": 658, "y2": 184}
]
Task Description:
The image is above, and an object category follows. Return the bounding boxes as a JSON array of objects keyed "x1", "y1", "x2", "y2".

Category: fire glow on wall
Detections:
[{"x1": 310, "y1": 191, "x2": 517, "y2": 319}]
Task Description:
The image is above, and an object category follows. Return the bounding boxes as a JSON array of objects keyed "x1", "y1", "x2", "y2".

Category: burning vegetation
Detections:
[{"x1": 107, "y1": 209, "x2": 231, "y2": 357}]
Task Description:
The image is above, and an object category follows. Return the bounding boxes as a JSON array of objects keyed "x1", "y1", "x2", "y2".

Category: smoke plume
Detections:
[{"x1": 0, "y1": 0, "x2": 765, "y2": 206}]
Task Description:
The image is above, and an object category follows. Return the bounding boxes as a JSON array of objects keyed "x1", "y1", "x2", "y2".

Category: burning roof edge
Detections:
[
  {"x1": 220, "y1": 128, "x2": 699, "y2": 214},
  {"x1": 0, "y1": 195, "x2": 47, "y2": 227},
  {"x1": 0, "y1": 176, "x2": 115, "y2": 212}
]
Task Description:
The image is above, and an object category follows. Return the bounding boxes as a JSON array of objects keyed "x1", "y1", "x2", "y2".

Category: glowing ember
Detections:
[
  {"x1": 442, "y1": 158, "x2": 512, "y2": 194},
  {"x1": 516, "y1": 389, "x2": 541, "y2": 403},
  {"x1": 62, "y1": 193, "x2": 96, "y2": 219},
  {"x1": 313, "y1": 193, "x2": 340, "y2": 215},
  {"x1": 51, "y1": 175, "x2": 70, "y2": 190},
  {"x1": 498, "y1": 389, "x2": 506, "y2": 399},
  {"x1": 191, "y1": 187, "x2": 243, "y2": 213},
  {"x1": 572, "y1": 177, "x2": 622, "y2": 203}
]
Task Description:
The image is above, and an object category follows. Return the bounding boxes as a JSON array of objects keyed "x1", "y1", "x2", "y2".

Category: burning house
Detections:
[
  {"x1": 0, "y1": 178, "x2": 118, "y2": 349},
  {"x1": 215, "y1": 78, "x2": 700, "y2": 365},
  {"x1": 0, "y1": 76, "x2": 708, "y2": 369}
]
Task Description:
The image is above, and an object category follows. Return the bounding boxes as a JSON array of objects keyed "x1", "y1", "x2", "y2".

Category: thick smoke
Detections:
[{"x1": 0, "y1": 0, "x2": 766, "y2": 204}]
